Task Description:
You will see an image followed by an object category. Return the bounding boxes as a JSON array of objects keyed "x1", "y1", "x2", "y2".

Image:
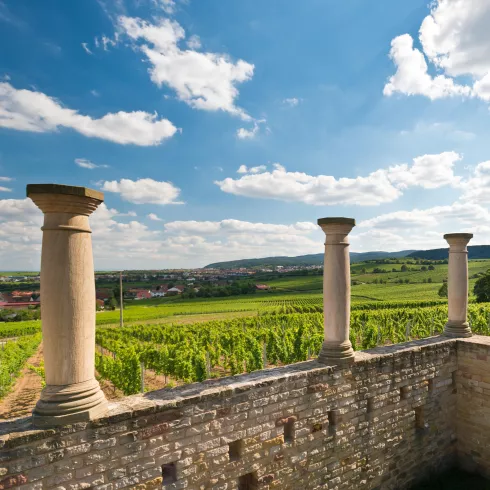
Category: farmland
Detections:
[{"x1": 2, "y1": 258, "x2": 490, "y2": 417}]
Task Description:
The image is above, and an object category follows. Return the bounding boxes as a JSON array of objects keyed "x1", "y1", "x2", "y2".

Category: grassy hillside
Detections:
[
  {"x1": 205, "y1": 250, "x2": 415, "y2": 269},
  {"x1": 409, "y1": 245, "x2": 490, "y2": 260}
]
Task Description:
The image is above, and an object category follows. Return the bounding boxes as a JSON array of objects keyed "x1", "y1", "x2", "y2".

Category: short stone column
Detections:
[
  {"x1": 443, "y1": 233, "x2": 473, "y2": 338},
  {"x1": 317, "y1": 218, "x2": 356, "y2": 366},
  {"x1": 27, "y1": 184, "x2": 108, "y2": 427}
]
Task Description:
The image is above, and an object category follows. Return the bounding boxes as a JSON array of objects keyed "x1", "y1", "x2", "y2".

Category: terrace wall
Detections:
[{"x1": 1, "y1": 336, "x2": 489, "y2": 490}]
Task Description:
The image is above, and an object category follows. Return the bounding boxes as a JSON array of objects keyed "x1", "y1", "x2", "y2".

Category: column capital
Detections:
[
  {"x1": 444, "y1": 233, "x2": 473, "y2": 252},
  {"x1": 317, "y1": 218, "x2": 355, "y2": 243},
  {"x1": 27, "y1": 184, "x2": 104, "y2": 216}
]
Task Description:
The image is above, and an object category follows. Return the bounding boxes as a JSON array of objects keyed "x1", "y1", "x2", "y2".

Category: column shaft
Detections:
[
  {"x1": 317, "y1": 218, "x2": 355, "y2": 366},
  {"x1": 443, "y1": 233, "x2": 473, "y2": 338},
  {"x1": 27, "y1": 185, "x2": 108, "y2": 427}
]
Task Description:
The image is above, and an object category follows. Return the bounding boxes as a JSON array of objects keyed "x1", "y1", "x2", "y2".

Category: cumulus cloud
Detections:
[
  {"x1": 187, "y1": 35, "x2": 201, "y2": 49},
  {"x1": 0, "y1": 176, "x2": 12, "y2": 181},
  {"x1": 75, "y1": 158, "x2": 109, "y2": 169},
  {"x1": 148, "y1": 213, "x2": 162, "y2": 221},
  {"x1": 386, "y1": 151, "x2": 462, "y2": 189},
  {"x1": 0, "y1": 186, "x2": 11, "y2": 192},
  {"x1": 237, "y1": 124, "x2": 259, "y2": 139},
  {"x1": 164, "y1": 219, "x2": 317, "y2": 235},
  {"x1": 118, "y1": 16, "x2": 254, "y2": 120},
  {"x1": 384, "y1": 1, "x2": 490, "y2": 103},
  {"x1": 216, "y1": 153, "x2": 461, "y2": 206},
  {"x1": 237, "y1": 165, "x2": 267, "y2": 174},
  {"x1": 384, "y1": 34, "x2": 471, "y2": 99},
  {"x1": 100, "y1": 178, "x2": 183, "y2": 205},
  {"x1": 0, "y1": 82, "x2": 178, "y2": 145}
]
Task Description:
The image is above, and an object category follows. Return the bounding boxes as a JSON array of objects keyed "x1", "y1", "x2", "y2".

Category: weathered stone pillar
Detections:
[
  {"x1": 27, "y1": 184, "x2": 108, "y2": 426},
  {"x1": 443, "y1": 233, "x2": 473, "y2": 338},
  {"x1": 317, "y1": 218, "x2": 355, "y2": 366}
]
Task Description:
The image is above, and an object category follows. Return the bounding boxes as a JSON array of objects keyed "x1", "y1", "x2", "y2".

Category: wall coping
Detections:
[{"x1": 1, "y1": 334, "x2": 478, "y2": 450}]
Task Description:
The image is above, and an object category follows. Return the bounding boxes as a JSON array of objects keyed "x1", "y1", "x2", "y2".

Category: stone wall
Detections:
[
  {"x1": 2, "y1": 335, "x2": 486, "y2": 490},
  {"x1": 456, "y1": 336, "x2": 490, "y2": 478}
]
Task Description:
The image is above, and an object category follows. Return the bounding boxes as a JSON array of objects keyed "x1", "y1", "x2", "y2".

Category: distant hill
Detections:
[
  {"x1": 205, "y1": 250, "x2": 416, "y2": 269},
  {"x1": 409, "y1": 245, "x2": 490, "y2": 261}
]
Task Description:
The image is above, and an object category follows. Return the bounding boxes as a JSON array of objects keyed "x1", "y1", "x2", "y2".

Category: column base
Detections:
[
  {"x1": 443, "y1": 321, "x2": 473, "y2": 338},
  {"x1": 32, "y1": 378, "x2": 108, "y2": 427},
  {"x1": 318, "y1": 341, "x2": 355, "y2": 366}
]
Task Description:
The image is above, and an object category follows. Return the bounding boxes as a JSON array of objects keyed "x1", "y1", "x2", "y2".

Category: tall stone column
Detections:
[
  {"x1": 443, "y1": 233, "x2": 473, "y2": 338},
  {"x1": 27, "y1": 184, "x2": 108, "y2": 427},
  {"x1": 317, "y1": 218, "x2": 356, "y2": 366}
]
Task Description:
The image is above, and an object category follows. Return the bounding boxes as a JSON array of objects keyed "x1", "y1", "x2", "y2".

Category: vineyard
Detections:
[{"x1": 91, "y1": 302, "x2": 490, "y2": 395}]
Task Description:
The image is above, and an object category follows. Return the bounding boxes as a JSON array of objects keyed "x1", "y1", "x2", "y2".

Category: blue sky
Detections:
[{"x1": 1, "y1": 0, "x2": 490, "y2": 269}]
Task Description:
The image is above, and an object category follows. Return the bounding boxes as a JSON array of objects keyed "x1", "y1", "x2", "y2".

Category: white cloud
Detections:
[
  {"x1": 187, "y1": 35, "x2": 201, "y2": 49},
  {"x1": 0, "y1": 82, "x2": 178, "y2": 145},
  {"x1": 119, "y1": 16, "x2": 254, "y2": 120},
  {"x1": 164, "y1": 219, "x2": 317, "y2": 236},
  {"x1": 81, "y1": 43, "x2": 93, "y2": 55},
  {"x1": 386, "y1": 151, "x2": 462, "y2": 189},
  {"x1": 237, "y1": 165, "x2": 266, "y2": 174},
  {"x1": 118, "y1": 210, "x2": 137, "y2": 217},
  {"x1": 237, "y1": 123, "x2": 259, "y2": 139},
  {"x1": 100, "y1": 178, "x2": 183, "y2": 205},
  {"x1": 217, "y1": 153, "x2": 461, "y2": 206},
  {"x1": 0, "y1": 176, "x2": 12, "y2": 181},
  {"x1": 460, "y1": 161, "x2": 490, "y2": 204},
  {"x1": 155, "y1": 0, "x2": 176, "y2": 14},
  {"x1": 0, "y1": 186, "x2": 11, "y2": 192},
  {"x1": 91, "y1": 89, "x2": 100, "y2": 97},
  {"x1": 384, "y1": 1, "x2": 490, "y2": 103},
  {"x1": 148, "y1": 213, "x2": 162, "y2": 221},
  {"x1": 75, "y1": 158, "x2": 109, "y2": 169},
  {"x1": 383, "y1": 34, "x2": 471, "y2": 100},
  {"x1": 283, "y1": 97, "x2": 301, "y2": 107}
]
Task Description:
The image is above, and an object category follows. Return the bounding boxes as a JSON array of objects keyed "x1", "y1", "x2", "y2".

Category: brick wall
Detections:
[{"x1": 1, "y1": 335, "x2": 482, "y2": 490}]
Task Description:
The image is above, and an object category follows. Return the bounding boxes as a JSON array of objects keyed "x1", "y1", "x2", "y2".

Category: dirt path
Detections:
[{"x1": 0, "y1": 343, "x2": 44, "y2": 420}]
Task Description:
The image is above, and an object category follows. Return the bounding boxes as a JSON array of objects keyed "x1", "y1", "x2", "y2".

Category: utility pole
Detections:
[{"x1": 119, "y1": 271, "x2": 124, "y2": 328}]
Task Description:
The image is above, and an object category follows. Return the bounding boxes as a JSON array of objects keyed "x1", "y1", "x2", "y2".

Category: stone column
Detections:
[
  {"x1": 27, "y1": 184, "x2": 108, "y2": 427},
  {"x1": 317, "y1": 218, "x2": 356, "y2": 366},
  {"x1": 443, "y1": 233, "x2": 473, "y2": 338}
]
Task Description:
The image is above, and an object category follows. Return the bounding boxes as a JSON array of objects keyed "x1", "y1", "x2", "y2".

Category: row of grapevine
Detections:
[
  {"x1": 0, "y1": 321, "x2": 41, "y2": 339},
  {"x1": 95, "y1": 303, "x2": 490, "y2": 394},
  {"x1": 0, "y1": 333, "x2": 42, "y2": 398}
]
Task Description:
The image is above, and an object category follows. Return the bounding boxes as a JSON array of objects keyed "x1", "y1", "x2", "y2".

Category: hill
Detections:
[
  {"x1": 205, "y1": 250, "x2": 416, "y2": 269},
  {"x1": 408, "y1": 245, "x2": 490, "y2": 261}
]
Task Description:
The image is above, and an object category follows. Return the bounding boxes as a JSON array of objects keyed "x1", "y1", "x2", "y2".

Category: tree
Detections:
[
  {"x1": 474, "y1": 272, "x2": 490, "y2": 302},
  {"x1": 427, "y1": 277, "x2": 433, "y2": 283},
  {"x1": 438, "y1": 282, "x2": 448, "y2": 298},
  {"x1": 428, "y1": 265, "x2": 435, "y2": 271},
  {"x1": 401, "y1": 264, "x2": 408, "y2": 272}
]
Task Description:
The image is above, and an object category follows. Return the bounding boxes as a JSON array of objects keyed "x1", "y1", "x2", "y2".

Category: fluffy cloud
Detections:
[
  {"x1": 119, "y1": 16, "x2": 254, "y2": 120},
  {"x1": 237, "y1": 165, "x2": 266, "y2": 174},
  {"x1": 100, "y1": 178, "x2": 183, "y2": 205},
  {"x1": 383, "y1": 34, "x2": 471, "y2": 99},
  {"x1": 0, "y1": 82, "x2": 178, "y2": 145},
  {"x1": 0, "y1": 177, "x2": 12, "y2": 181},
  {"x1": 386, "y1": 151, "x2": 461, "y2": 189},
  {"x1": 0, "y1": 186, "x2": 11, "y2": 192},
  {"x1": 0, "y1": 195, "x2": 324, "y2": 269},
  {"x1": 75, "y1": 158, "x2": 109, "y2": 169},
  {"x1": 384, "y1": 1, "x2": 490, "y2": 103},
  {"x1": 148, "y1": 213, "x2": 162, "y2": 221},
  {"x1": 237, "y1": 124, "x2": 259, "y2": 139},
  {"x1": 164, "y1": 219, "x2": 317, "y2": 235},
  {"x1": 216, "y1": 153, "x2": 461, "y2": 206}
]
